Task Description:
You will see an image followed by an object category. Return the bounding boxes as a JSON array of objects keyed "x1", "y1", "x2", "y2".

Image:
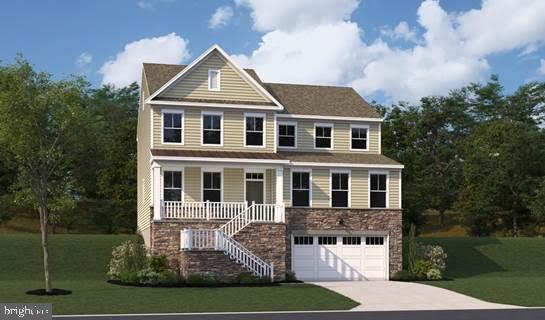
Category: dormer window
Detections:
[{"x1": 208, "y1": 69, "x2": 220, "y2": 91}]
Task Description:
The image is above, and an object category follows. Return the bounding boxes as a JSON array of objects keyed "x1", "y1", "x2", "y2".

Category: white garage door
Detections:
[{"x1": 292, "y1": 235, "x2": 388, "y2": 281}]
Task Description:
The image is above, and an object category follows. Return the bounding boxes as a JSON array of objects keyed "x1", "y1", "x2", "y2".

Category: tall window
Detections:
[
  {"x1": 208, "y1": 69, "x2": 220, "y2": 91},
  {"x1": 292, "y1": 171, "x2": 310, "y2": 207},
  {"x1": 315, "y1": 124, "x2": 332, "y2": 149},
  {"x1": 164, "y1": 171, "x2": 182, "y2": 201},
  {"x1": 370, "y1": 173, "x2": 387, "y2": 208},
  {"x1": 245, "y1": 114, "x2": 264, "y2": 146},
  {"x1": 331, "y1": 172, "x2": 349, "y2": 207},
  {"x1": 202, "y1": 113, "x2": 222, "y2": 145},
  {"x1": 278, "y1": 123, "x2": 296, "y2": 147},
  {"x1": 351, "y1": 125, "x2": 368, "y2": 150},
  {"x1": 203, "y1": 171, "x2": 221, "y2": 202},
  {"x1": 163, "y1": 112, "x2": 183, "y2": 143}
]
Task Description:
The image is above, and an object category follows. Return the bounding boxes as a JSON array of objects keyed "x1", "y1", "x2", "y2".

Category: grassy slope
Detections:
[
  {"x1": 0, "y1": 234, "x2": 357, "y2": 314},
  {"x1": 419, "y1": 237, "x2": 545, "y2": 307}
]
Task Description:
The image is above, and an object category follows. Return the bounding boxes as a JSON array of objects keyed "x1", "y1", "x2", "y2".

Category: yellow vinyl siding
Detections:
[
  {"x1": 279, "y1": 119, "x2": 380, "y2": 154},
  {"x1": 152, "y1": 107, "x2": 275, "y2": 152},
  {"x1": 160, "y1": 51, "x2": 270, "y2": 103},
  {"x1": 224, "y1": 168, "x2": 244, "y2": 202},
  {"x1": 351, "y1": 169, "x2": 369, "y2": 208},
  {"x1": 137, "y1": 72, "x2": 152, "y2": 234},
  {"x1": 389, "y1": 169, "x2": 401, "y2": 208},
  {"x1": 184, "y1": 167, "x2": 201, "y2": 202},
  {"x1": 265, "y1": 169, "x2": 275, "y2": 204},
  {"x1": 283, "y1": 168, "x2": 291, "y2": 207},
  {"x1": 312, "y1": 169, "x2": 329, "y2": 208}
]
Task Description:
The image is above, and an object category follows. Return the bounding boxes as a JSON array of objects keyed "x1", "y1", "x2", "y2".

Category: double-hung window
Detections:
[
  {"x1": 245, "y1": 114, "x2": 265, "y2": 146},
  {"x1": 203, "y1": 171, "x2": 221, "y2": 202},
  {"x1": 292, "y1": 171, "x2": 310, "y2": 207},
  {"x1": 202, "y1": 113, "x2": 222, "y2": 145},
  {"x1": 331, "y1": 172, "x2": 349, "y2": 208},
  {"x1": 315, "y1": 124, "x2": 333, "y2": 149},
  {"x1": 164, "y1": 171, "x2": 182, "y2": 201},
  {"x1": 278, "y1": 122, "x2": 296, "y2": 147},
  {"x1": 162, "y1": 111, "x2": 183, "y2": 143},
  {"x1": 370, "y1": 173, "x2": 387, "y2": 208},
  {"x1": 351, "y1": 125, "x2": 368, "y2": 150}
]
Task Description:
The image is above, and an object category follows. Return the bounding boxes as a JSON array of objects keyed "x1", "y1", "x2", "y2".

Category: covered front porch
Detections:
[{"x1": 150, "y1": 161, "x2": 286, "y2": 223}]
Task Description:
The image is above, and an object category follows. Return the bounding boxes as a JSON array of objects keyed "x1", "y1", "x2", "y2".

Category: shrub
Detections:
[
  {"x1": 238, "y1": 273, "x2": 271, "y2": 285},
  {"x1": 135, "y1": 268, "x2": 181, "y2": 286},
  {"x1": 186, "y1": 273, "x2": 219, "y2": 287},
  {"x1": 118, "y1": 271, "x2": 139, "y2": 284},
  {"x1": 148, "y1": 254, "x2": 169, "y2": 273},
  {"x1": 426, "y1": 268, "x2": 442, "y2": 280},
  {"x1": 285, "y1": 271, "x2": 298, "y2": 282},
  {"x1": 392, "y1": 270, "x2": 415, "y2": 281},
  {"x1": 107, "y1": 240, "x2": 147, "y2": 280},
  {"x1": 419, "y1": 245, "x2": 447, "y2": 272},
  {"x1": 413, "y1": 259, "x2": 433, "y2": 280}
]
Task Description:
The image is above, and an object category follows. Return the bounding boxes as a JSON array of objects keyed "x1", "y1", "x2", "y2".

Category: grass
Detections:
[
  {"x1": 418, "y1": 237, "x2": 545, "y2": 307},
  {"x1": 0, "y1": 234, "x2": 358, "y2": 314}
]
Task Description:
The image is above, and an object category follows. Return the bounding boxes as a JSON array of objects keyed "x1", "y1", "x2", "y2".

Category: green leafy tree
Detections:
[
  {"x1": 0, "y1": 58, "x2": 89, "y2": 292},
  {"x1": 530, "y1": 178, "x2": 545, "y2": 226}
]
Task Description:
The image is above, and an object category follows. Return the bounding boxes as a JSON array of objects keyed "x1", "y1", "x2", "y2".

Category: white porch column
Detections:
[
  {"x1": 275, "y1": 167, "x2": 284, "y2": 222},
  {"x1": 151, "y1": 162, "x2": 162, "y2": 221}
]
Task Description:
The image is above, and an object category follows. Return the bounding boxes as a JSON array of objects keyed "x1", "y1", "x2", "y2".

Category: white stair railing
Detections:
[{"x1": 217, "y1": 231, "x2": 274, "y2": 279}]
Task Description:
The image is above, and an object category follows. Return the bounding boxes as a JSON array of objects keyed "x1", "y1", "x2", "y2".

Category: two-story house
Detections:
[{"x1": 137, "y1": 45, "x2": 403, "y2": 281}]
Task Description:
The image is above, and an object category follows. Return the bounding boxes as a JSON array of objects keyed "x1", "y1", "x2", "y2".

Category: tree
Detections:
[
  {"x1": 0, "y1": 58, "x2": 89, "y2": 292},
  {"x1": 530, "y1": 178, "x2": 545, "y2": 227}
]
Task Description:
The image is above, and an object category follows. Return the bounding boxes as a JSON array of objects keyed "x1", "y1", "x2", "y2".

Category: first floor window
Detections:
[
  {"x1": 163, "y1": 112, "x2": 183, "y2": 143},
  {"x1": 164, "y1": 171, "x2": 182, "y2": 201},
  {"x1": 245, "y1": 115, "x2": 264, "y2": 146},
  {"x1": 292, "y1": 171, "x2": 310, "y2": 207},
  {"x1": 370, "y1": 173, "x2": 387, "y2": 208},
  {"x1": 203, "y1": 171, "x2": 221, "y2": 202},
  {"x1": 278, "y1": 123, "x2": 296, "y2": 147},
  {"x1": 331, "y1": 172, "x2": 349, "y2": 207},
  {"x1": 203, "y1": 114, "x2": 222, "y2": 145},
  {"x1": 351, "y1": 126, "x2": 368, "y2": 150},
  {"x1": 315, "y1": 124, "x2": 332, "y2": 148}
]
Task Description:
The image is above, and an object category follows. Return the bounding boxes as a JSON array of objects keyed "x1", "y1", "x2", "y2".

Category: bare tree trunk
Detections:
[
  {"x1": 439, "y1": 209, "x2": 446, "y2": 226},
  {"x1": 512, "y1": 209, "x2": 519, "y2": 237},
  {"x1": 38, "y1": 204, "x2": 52, "y2": 293}
]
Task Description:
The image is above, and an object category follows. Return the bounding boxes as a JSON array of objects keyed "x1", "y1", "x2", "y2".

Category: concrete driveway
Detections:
[{"x1": 312, "y1": 281, "x2": 522, "y2": 311}]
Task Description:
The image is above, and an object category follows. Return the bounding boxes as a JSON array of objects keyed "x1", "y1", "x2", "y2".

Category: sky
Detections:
[{"x1": 1, "y1": 0, "x2": 545, "y2": 104}]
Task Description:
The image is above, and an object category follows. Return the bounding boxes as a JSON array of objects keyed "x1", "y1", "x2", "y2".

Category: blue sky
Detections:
[{"x1": 1, "y1": 0, "x2": 544, "y2": 104}]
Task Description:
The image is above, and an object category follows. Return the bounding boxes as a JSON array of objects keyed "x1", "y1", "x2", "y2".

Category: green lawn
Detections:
[
  {"x1": 418, "y1": 237, "x2": 545, "y2": 307},
  {"x1": 0, "y1": 234, "x2": 357, "y2": 314}
]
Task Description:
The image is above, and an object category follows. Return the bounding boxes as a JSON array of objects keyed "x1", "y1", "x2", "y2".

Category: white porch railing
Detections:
[{"x1": 162, "y1": 201, "x2": 247, "y2": 220}]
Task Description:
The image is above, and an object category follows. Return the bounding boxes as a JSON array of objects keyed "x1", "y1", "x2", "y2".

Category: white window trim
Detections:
[
  {"x1": 277, "y1": 121, "x2": 298, "y2": 149},
  {"x1": 313, "y1": 123, "x2": 334, "y2": 150},
  {"x1": 330, "y1": 170, "x2": 351, "y2": 208},
  {"x1": 368, "y1": 170, "x2": 389, "y2": 209},
  {"x1": 244, "y1": 112, "x2": 266, "y2": 148},
  {"x1": 161, "y1": 109, "x2": 185, "y2": 145},
  {"x1": 243, "y1": 168, "x2": 266, "y2": 203},
  {"x1": 161, "y1": 169, "x2": 184, "y2": 202},
  {"x1": 201, "y1": 111, "x2": 224, "y2": 147},
  {"x1": 350, "y1": 124, "x2": 369, "y2": 151},
  {"x1": 208, "y1": 69, "x2": 220, "y2": 91},
  {"x1": 290, "y1": 169, "x2": 312, "y2": 208},
  {"x1": 201, "y1": 168, "x2": 223, "y2": 202}
]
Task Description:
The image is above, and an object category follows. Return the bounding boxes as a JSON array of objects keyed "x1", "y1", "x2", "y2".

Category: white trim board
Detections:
[{"x1": 276, "y1": 114, "x2": 383, "y2": 122}]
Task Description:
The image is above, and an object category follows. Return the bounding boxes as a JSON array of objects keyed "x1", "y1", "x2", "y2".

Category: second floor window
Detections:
[
  {"x1": 315, "y1": 124, "x2": 333, "y2": 149},
  {"x1": 292, "y1": 171, "x2": 310, "y2": 207},
  {"x1": 202, "y1": 113, "x2": 222, "y2": 145},
  {"x1": 370, "y1": 173, "x2": 387, "y2": 208},
  {"x1": 164, "y1": 171, "x2": 182, "y2": 201},
  {"x1": 351, "y1": 125, "x2": 368, "y2": 150},
  {"x1": 203, "y1": 171, "x2": 221, "y2": 202},
  {"x1": 278, "y1": 123, "x2": 296, "y2": 147},
  {"x1": 331, "y1": 172, "x2": 349, "y2": 207},
  {"x1": 163, "y1": 112, "x2": 183, "y2": 143},
  {"x1": 245, "y1": 114, "x2": 264, "y2": 146}
]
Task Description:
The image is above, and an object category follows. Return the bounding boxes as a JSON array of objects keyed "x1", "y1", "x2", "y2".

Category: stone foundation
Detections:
[
  {"x1": 285, "y1": 208, "x2": 403, "y2": 278},
  {"x1": 179, "y1": 250, "x2": 247, "y2": 280}
]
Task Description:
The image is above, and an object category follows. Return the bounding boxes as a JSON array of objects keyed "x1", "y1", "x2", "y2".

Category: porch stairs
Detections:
[{"x1": 180, "y1": 203, "x2": 283, "y2": 280}]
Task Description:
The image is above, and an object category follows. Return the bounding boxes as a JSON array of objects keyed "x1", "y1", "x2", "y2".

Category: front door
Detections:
[{"x1": 245, "y1": 172, "x2": 264, "y2": 204}]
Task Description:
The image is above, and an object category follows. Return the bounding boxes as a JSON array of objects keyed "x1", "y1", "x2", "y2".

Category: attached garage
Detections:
[{"x1": 291, "y1": 234, "x2": 388, "y2": 281}]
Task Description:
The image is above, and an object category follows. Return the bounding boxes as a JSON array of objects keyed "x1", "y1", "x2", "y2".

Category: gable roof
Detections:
[{"x1": 145, "y1": 44, "x2": 283, "y2": 109}]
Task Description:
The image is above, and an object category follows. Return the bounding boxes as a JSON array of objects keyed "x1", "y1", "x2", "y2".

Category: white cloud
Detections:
[
  {"x1": 137, "y1": 0, "x2": 174, "y2": 10},
  {"x1": 208, "y1": 6, "x2": 234, "y2": 29},
  {"x1": 234, "y1": 0, "x2": 545, "y2": 102},
  {"x1": 99, "y1": 33, "x2": 190, "y2": 88},
  {"x1": 235, "y1": 0, "x2": 359, "y2": 32},
  {"x1": 539, "y1": 59, "x2": 545, "y2": 75},
  {"x1": 75, "y1": 52, "x2": 93, "y2": 68}
]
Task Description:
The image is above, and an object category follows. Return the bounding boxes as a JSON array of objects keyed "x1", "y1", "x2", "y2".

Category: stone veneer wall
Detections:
[
  {"x1": 151, "y1": 221, "x2": 286, "y2": 280},
  {"x1": 285, "y1": 208, "x2": 403, "y2": 278}
]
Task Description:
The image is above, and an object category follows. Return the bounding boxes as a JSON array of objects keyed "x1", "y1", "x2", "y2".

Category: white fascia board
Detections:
[
  {"x1": 151, "y1": 155, "x2": 289, "y2": 165},
  {"x1": 288, "y1": 161, "x2": 404, "y2": 169},
  {"x1": 150, "y1": 100, "x2": 283, "y2": 111},
  {"x1": 276, "y1": 114, "x2": 384, "y2": 122}
]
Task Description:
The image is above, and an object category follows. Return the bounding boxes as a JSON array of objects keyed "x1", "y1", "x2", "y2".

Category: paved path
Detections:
[{"x1": 312, "y1": 281, "x2": 521, "y2": 311}]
